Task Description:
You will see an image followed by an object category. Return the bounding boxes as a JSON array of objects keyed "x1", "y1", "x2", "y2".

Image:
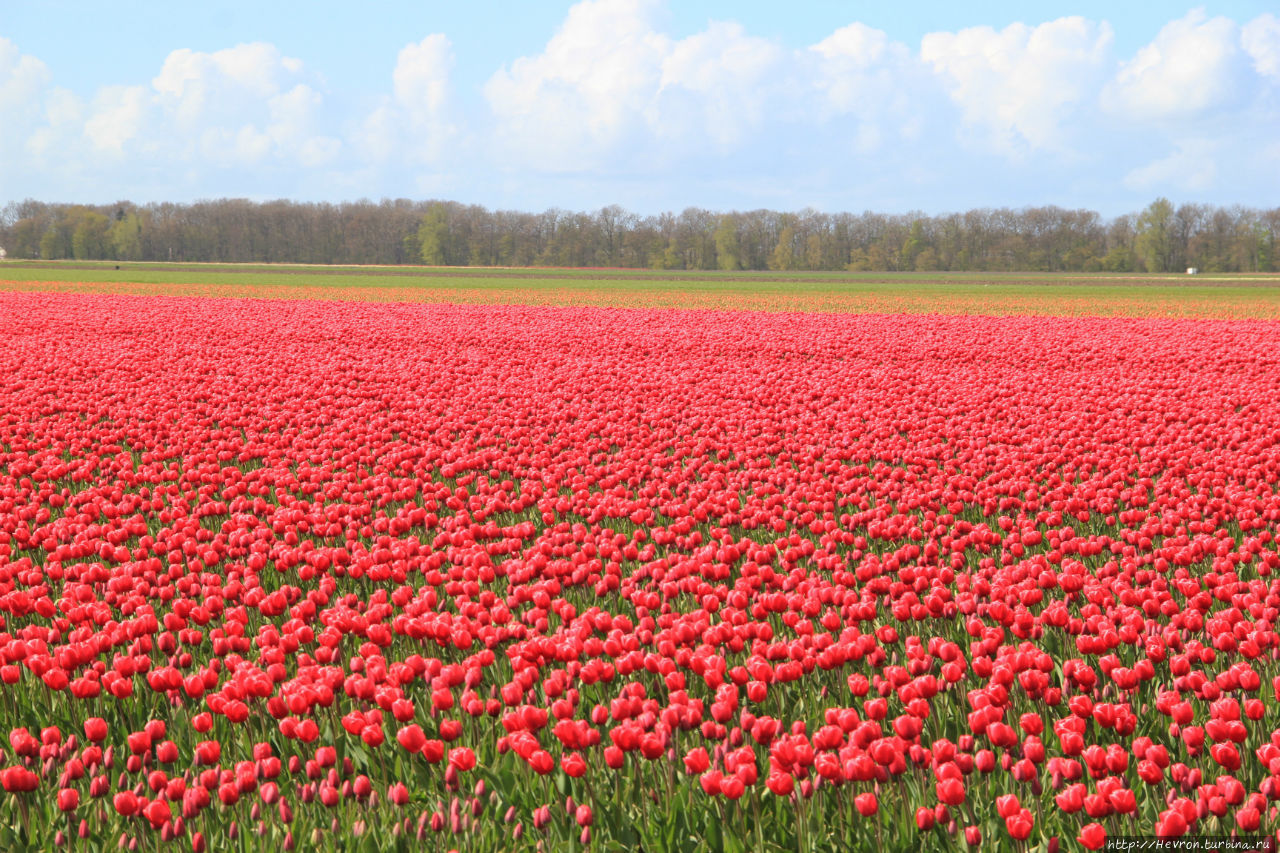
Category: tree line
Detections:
[{"x1": 1, "y1": 197, "x2": 1276, "y2": 273}]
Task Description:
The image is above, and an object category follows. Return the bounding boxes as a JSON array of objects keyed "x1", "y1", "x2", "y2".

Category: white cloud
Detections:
[
  {"x1": 804, "y1": 23, "x2": 936, "y2": 154},
  {"x1": 24, "y1": 89, "x2": 82, "y2": 165},
  {"x1": 921, "y1": 17, "x2": 1113, "y2": 155},
  {"x1": 809, "y1": 22, "x2": 914, "y2": 115},
  {"x1": 0, "y1": 37, "x2": 51, "y2": 174},
  {"x1": 393, "y1": 35, "x2": 453, "y2": 128},
  {"x1": 1123, "y1": 139, "x2": 1218, "y2": 191},
  {"x1": 351, "y1": 34, "x2": 456, "y2": 167},
  {"x1": 1243, "y1": 14, "x2": 1280, "y2": 80},
  {"x1": 483, "y1": 0, "x2": 935, "y2": 172},
  {"x1": 2, "y1": 5, "x2": 1278, "y2": 210},
  {"x1": 146, "y1": 43, "x2": 338, "y2": 165},
  {"x1": 650, "y1": 21, "x2": 784, "y2": 149},
  {"x1": 1102, "y1": 10, "x2": 1248, "y2": 121},
  {"x1": 84, "y1": 85, "x2": 149, "y2": 153},
  {"x1": 3, "y1": 40, "x2": 343, "y2": 196},
  {"x1": 0, "y1": 37, "x2": 48, "y2": 114},
  {"x1": 484, "y1": 0, "x2": 671, "y2": 170}
]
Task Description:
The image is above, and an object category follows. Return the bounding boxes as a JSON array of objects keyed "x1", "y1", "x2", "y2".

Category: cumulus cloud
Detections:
[
  {"x1": 921, "y1": 18, "x2": 1113, "y2": 155},
  {"x1": 808, "y1": 23, "x2": 914, "y2": 115},
  {"x1": 10, "y1": 41, "x2": 340, "y2": 194},
  {"x1": 3, "y1": 4, "x2": 1279, "y2": 209},
  {"x1": 483, "y1": 0, "x2": 932, "y2": 172},
  {"x1": 1123, "y1": 139, "x2": 1219, "y2": 191},
  {"x1": 392, "y1": 35, "x2": 453, "y2": 128},
  {"x1": 0, "y1": 37, "x2": 52, "y2": 175},
  {"x1": 484, "y1": 0, "x2": 672, "y2": 170},
  {"x1": 1101, "y1": 10, "x2": 1250, "y2": 121},
  {"x1": 354, "y1": 34, "x2": 456, "y2": 164},
  {"x1": 109, "y1": 43, "x2": 341, "y2": 166},
  {"x1": 83, "y1": 85, "x2": 150, "y2": 154},
  {"x1": 0, "y1": 36, "x2": 48, "y2": 114},
  {"x1": 649, "y1": 21, "x2": 785, "y2": 149},
  {"x1": 1243, "y1": 14, "x2": 1280, "y2": 80},
  {"x1": 802, "y1": 23, "x2": 938, "y2": 157}
]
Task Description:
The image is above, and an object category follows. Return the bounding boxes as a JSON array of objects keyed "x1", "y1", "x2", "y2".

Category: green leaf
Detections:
[{"x1": 703, "y1": 811, "x2": 723, "y2": 852}]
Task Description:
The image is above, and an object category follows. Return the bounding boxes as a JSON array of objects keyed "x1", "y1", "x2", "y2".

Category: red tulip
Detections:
[
  {"x1": 396, "y1": 725, "x2": 426, "y2": 754},
  {"x1": 936, "y1": 778, "x2": 965, "y2": 806},
  {"x1": 1078, "y1": 822, "x2": 1106, "y2": 850},
  {"x1": 58, "y1": 788, "x2": 80, "y2": 812},
  {"x1": 195, "y1": 741, "x2": 220, "y2": 766},
  {"x1": 561, "y1": 753, "x2": 587, "y2": 778},
  {"x1": 448, "y1": 747, "x2": 476, "y2": 771},
  {"x1": 113, "y1": 791, "x2": 140, "y2": 817},
  {"x1": 81, "y1": 719, "x2": 106, "y2": 745},
  {"x1": 1, "y1": 767, "x2": 37, "y2": 793},
  {"x1": 143, "y1": 799, "x2": 171, "y2": 829}
]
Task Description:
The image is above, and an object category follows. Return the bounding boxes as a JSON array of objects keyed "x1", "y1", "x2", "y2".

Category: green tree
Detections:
[
  {"x1": 1102, "y1": 246, "x2": 1134, "y2": 272},
  {"x1": 804, "y1": 233, "x2": 824, "y2": 270},
  {"x1": 768, "y1": 226, "x2": 797, "y2": 271},
  {"x1": 900, "y1": 220, "x2": 928, "y2": 270},
  {"x1": 914, "y1": 247, "x2": 940, "y2": 271},
  {"x1": 846, "y1": 249, "x2": 872, "y2": 271},
  {"x1": 109, "y1": 212, "x2": 144, "y2": 260},
  {"x1": 1135, "y1": 198, "x2": 1174, "y2": 272},
  {"x1": 11, "y1": 218, "x2": 43, "y2": 258},
  {"x1": 400, "y1": 232, "x2": 423, "y2": 264},
  {"x1": 713, "y1": 216, "x2": 740, "y2": 270},
  {"x1": 417, "y1": 203, "x2": 450, "y2": 265},
  {"x1": 40, "y1": 216, "x2": 75, "y2": 259},
  {"x1": 866, "y1": 243, "x2": 891, "y2": 271},
  {"x1": 72, "y1": 211, "x2": 111, "y2": 259}
]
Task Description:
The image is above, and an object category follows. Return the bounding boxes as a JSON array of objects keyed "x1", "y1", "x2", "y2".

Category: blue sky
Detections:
[{"x1": 2, "y1": 1, "x2": 1278, "y2": 215}]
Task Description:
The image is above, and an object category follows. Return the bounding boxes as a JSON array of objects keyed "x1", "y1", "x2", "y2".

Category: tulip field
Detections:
[{"x1": 2, "y1": 279, "x2": 1280, "y2": 851}]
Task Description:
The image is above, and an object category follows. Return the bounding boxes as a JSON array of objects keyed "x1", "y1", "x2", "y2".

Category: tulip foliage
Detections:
[{"x1": 1, "y1": 292, "x2": 1280, "y2": 851}]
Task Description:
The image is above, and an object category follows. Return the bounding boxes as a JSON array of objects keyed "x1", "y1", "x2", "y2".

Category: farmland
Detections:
[
  {"x1": 2, "y1": 261, "x2": 1280, "y2": 317},
  {"x1": 0, "y1": 270, "x2": 1279, "y2": 851}
]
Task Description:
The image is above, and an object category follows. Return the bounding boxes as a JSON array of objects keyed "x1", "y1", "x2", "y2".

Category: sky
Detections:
[{"x1": 2, "y1": 1, "x2": 1278, "y2": 216}]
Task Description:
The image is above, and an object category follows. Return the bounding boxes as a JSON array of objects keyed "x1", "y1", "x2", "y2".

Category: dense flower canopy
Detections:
[{"x1": 0, "y1": 292, "x2": 1278, "y2": 849}]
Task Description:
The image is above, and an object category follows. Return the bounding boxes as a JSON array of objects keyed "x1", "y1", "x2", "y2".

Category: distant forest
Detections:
[{"x1": 2, "y1": 197, "x2": 1277, "y2": 273}]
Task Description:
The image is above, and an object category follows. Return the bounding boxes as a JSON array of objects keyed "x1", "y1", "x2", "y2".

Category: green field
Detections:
[{"x1": 3, "y1": 260, "x2": 1280, "y2": 317}]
